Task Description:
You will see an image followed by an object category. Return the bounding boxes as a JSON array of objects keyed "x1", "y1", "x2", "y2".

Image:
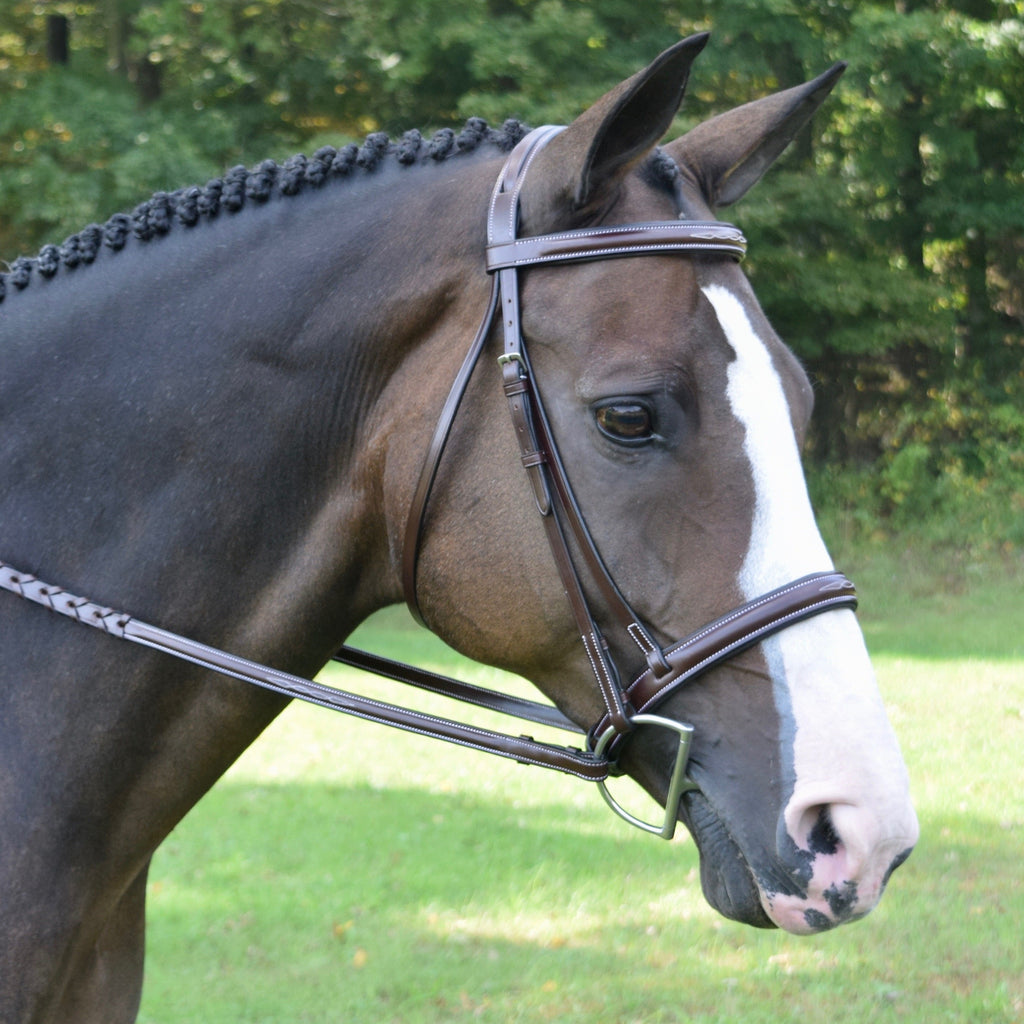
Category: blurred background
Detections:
[{"x1": 1, "y1": 0, "x2": 1022, "y2": 554}]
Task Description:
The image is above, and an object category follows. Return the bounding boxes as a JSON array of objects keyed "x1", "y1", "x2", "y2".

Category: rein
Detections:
[{"x1": 0, "y1": 127, "x2": 859, "y2": 837}]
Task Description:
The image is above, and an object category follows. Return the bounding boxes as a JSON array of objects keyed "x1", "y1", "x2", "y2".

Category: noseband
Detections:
[{"x1": 0, "y1": 127, "x2": 858, "y2": 840}]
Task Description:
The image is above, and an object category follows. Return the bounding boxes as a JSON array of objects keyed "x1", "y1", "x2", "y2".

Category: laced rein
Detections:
[{"x1": 0, "y1": 127, "x2": 859, "y2": 834}]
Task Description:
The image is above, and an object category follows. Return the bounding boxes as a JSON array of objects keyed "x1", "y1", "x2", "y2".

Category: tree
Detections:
[{"x1": 2, "y1": 0, "x2": 1021, "y2": 540}]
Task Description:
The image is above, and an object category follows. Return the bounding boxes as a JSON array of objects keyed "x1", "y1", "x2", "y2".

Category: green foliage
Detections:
[
  {"x1": 741, "y1": 172, "x2": 953, "y2": 361},
  {"x1": 809, "y1": 371, "x2": 1024, "y2": 550},
  {"x1": 1, "y1": 0, "x2": 1021, "y2": 547},
  {"x1": 881, "y1": 384, "x2": 1024, "y2": 541},
  {"x1": 0, "y1": 48, "x2": 245, "y2": 257}
]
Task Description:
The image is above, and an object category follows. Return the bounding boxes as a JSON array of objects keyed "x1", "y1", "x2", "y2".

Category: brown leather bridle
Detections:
[
  {"x1": 0, "y1": 127, "x2": 858, "y2": 838},
  {"x1": 397, "y1": 126, "x2": 858, "y2": 834}
]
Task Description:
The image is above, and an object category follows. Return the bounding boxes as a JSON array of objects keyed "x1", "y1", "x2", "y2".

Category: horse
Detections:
[{"x1": 0, "y1": 34, "x2": 918, "y2": 1023}]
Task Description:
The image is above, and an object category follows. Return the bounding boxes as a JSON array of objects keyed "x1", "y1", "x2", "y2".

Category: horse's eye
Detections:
[{"x1": 594, "y1": 401, "x2": 655, "y2": 445}]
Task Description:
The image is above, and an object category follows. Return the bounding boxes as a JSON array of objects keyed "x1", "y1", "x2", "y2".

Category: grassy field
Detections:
[{"x1": 137, "y1": 546, "x2": 1023, "y2": 1024}]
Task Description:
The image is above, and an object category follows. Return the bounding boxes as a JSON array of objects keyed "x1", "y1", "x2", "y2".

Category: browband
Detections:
[{"x1": 486, "y1": 221, "x2": 747, "y2": 271}]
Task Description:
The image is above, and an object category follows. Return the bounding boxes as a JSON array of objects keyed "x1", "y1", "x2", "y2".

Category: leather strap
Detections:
[
  {"x1": 479, "y1": 128, "x2": 752, "y2": 740},
  {"x1": 487, "y1": 221, "x2": 747, "y2": 271},
  {"x1": 488, "y1": 128, "x2": 636, "y2": 734},
  {"x1": 0, "y1": 560, "x2": 606, "y2": 781},
  {"x1": 331, "y1": 643, "x2": 579, "y2": 733},
  {"x1": 402, "y1": 275, "x2": 500, "y2": 626},
  {"x1": 590, "y1": 571, "x2": 858, "y2": 753}
]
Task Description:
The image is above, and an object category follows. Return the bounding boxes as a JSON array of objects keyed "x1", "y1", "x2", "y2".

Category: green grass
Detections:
[{"x1": 137, "y1": 547, "x2": 1024, "y2": 1024}]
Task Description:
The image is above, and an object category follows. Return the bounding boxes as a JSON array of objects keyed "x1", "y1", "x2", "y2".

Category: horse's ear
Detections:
[
  {"x1": 663, "y1": 63, "x2": 846, "y2": 212},
  {"x1": 520, "y1": 33, "x2": 709, "y2": 230}
]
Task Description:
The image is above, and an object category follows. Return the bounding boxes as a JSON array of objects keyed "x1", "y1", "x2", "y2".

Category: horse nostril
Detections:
[
  {"x1": 807, "y1": 806, "x2": 841, "y2": 855},
  {"x1": 784, "y1": 800, "x2": 877, "y2": 881},
  {"x1": 788, "y1": 801, "x2": 844, "y2": 857},
  {"x1": 770, "y1": 791, "x2": 918, "y2": 931}
]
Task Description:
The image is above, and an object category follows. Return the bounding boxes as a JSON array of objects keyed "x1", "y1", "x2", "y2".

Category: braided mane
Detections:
[{"x1": 0, "y1": 118, "x2": 529, "y2": 304}]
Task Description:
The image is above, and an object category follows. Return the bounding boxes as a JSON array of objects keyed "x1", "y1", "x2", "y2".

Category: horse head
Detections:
[{"x1": 409, "y1": 35, "x2": 918, "y2": 934}]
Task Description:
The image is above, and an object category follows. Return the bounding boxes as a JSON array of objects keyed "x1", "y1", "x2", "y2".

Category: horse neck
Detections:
[{"x1": 0, "y1": 154, "x2": 497, "y2": 668}]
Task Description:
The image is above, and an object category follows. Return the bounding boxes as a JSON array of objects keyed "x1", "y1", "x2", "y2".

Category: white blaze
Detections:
[
  {"x1": 703, "y1": 286, "x2": 832, "y2": 590},
  {"x1": 701, "y1": 283, "x2": 918, "y2": 932}
]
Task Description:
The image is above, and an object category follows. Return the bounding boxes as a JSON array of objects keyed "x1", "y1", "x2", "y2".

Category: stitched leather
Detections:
[
  {"x1": 0, "y1": 558, "x2": 607, "y2": 781},
  {"x1": 590, "y1": 572, "x2": 858, "y2": 753},
  {"x1": 0, "y1": 563, "x2": 129, "y2": 637},
  {"x1": 487, "y1": 221, "x2": 746, "y2": 271}
]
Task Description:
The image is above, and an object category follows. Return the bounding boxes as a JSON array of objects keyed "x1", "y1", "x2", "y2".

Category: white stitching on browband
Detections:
[
  {"x1": 495, "y1": 241, "x2": 744, "y2": 268},
  {"x1": 508, "y1": 223, "x2": 745, "y2": 245}
]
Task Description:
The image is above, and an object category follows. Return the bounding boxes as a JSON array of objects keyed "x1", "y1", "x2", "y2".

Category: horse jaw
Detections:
[{"x1": 701, "y1": 280, "x2": 919, "y2": 934}]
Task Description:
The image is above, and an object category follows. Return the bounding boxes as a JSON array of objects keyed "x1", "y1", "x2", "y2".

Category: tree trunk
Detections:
[
  {"x1": 897, "y1": 91, "x2": 926, "y2": 271},
  {"x1": 962, "y1": 228, "x2": 990, "y2": 364},
  {"x1": 134, "y1": 58, "x2": 163, "y2": 104},
  {"x1": 46, "y1": 15, "x2": 70, "y2": 66}
]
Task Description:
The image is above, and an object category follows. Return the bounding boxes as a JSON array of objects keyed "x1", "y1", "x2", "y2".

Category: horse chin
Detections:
[{"x1": 680, "y1": 793, "x2": 775, "y2": 930}]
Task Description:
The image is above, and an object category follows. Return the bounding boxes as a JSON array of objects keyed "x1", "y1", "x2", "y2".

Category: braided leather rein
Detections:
[{"x1": 0, "y1": 127, "x2": 858, "y2": 836}]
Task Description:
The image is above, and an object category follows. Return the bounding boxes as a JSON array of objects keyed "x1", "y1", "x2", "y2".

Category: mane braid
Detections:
[{"x1": 0, "y1": 117, "x2": 529, "y2": 304}]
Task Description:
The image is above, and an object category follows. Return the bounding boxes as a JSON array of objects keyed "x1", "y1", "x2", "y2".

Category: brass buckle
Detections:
[{"x1": 592, "y1": 714, "x2": 699, "y2": 839}]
